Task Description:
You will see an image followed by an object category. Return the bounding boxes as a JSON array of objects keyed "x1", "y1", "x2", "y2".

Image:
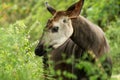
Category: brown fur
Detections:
[
  {"x1": 49, "y1": 39, "x2": 84, "y2": 80},
  {"x1": 70, "y1": 16, "x2": 110, "y2": 57}
]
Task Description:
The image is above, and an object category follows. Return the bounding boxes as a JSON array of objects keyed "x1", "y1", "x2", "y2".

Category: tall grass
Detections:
[
  {"x1": 0, "y1": 21, "x2": 44, "y2": 80},
  {"x1": 106, "y1": 19, "x2": 120, "y2": 75}
]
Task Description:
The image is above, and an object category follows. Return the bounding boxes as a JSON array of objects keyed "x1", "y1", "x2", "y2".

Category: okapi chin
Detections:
[{"x1": 35, "y1": 0, "x2": 112, "y2": 80}]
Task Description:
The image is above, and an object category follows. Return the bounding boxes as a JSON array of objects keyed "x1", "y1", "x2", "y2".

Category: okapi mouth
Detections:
[{"x1": 35, "y1": 45, "x2": 54, "y2": 56}]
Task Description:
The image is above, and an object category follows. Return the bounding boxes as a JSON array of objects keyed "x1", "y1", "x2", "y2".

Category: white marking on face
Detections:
[{"x1": 42, "y1": 16, "x2": 73, "y2": 48}]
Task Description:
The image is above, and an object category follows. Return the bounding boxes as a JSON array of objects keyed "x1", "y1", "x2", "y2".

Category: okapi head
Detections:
[{"x1": 35, "y1": 0, "x2": 84, "y2": 56}]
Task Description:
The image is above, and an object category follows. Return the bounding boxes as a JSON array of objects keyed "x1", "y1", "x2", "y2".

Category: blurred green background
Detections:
[{"x1": 0, "y1": 0, "x2": 120, "y2": 80}]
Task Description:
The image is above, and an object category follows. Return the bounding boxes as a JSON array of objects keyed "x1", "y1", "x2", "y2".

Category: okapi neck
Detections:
[
  {"x1": 70, "y1": 16, "x2": 109, "y2": 57},
  {"x1": 70, "y1": 16, "x2": 92, "y2": 50}
]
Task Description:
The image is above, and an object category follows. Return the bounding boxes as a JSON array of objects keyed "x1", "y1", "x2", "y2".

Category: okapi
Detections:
[{"x1": 35, "y1": 0, "x2": 112, "y2": 80}]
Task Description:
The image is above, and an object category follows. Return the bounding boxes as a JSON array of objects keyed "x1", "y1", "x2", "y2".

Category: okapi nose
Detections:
[{"x1": 35, "y1": 45, "x2": 47, "y2": 56}]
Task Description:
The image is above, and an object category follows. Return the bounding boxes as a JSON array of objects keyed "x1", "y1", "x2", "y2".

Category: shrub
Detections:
[{"x1": 0, "y1": 21, "x2": 43, "y2": 80}]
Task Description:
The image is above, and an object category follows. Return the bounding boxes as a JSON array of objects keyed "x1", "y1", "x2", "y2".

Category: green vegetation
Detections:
[{"x1": 0, "y1": 0, "x2": 120, "y2": 80}]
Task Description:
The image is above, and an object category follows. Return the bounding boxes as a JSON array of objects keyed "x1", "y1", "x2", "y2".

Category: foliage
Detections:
[
  {"x1": 106, "y1": 19, "x2": 120, "y2": 75},
  {"x1": 0, "y1": 0, "x2": 120, "y2": 80},
  {"x1": 83, "y1": 0, "x2": 120, "y2": 28},
  {"x1": 0, "y1": 21, "x2": 43, "y2": 80}
]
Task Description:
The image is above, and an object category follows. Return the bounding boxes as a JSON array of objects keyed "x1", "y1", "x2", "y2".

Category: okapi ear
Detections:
[
  {"x1": 66, "y1": 0, "x2": 84, "y2": 17},
  {"x1": 45, "y1": 2, "x2": 56, "y2": 15}
]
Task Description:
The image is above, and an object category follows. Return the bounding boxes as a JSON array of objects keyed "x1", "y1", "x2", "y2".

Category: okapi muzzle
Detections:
[
  {"x1": 35, "y1": 41, "x2": 46, "y2": 56},
  {"x1": 35, "y1": 37, "x2": 53, "y2": 56}
]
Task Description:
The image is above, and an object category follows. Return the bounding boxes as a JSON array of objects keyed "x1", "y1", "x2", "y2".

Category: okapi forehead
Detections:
[
  {"x1": 46, "y1": 11, "x2": 68, "y2": 29},
  {"x1": 53, "y1": 11, "x2": 67, "y2": 20}
]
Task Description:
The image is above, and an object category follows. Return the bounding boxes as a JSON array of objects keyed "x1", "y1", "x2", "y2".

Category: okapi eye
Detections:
[
  {"x1": 63, "y1": 19, "x2": 67, "y2": 23},
  {"x1": 51, "y1": 26, "x2": 59, "y2": 33}
]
